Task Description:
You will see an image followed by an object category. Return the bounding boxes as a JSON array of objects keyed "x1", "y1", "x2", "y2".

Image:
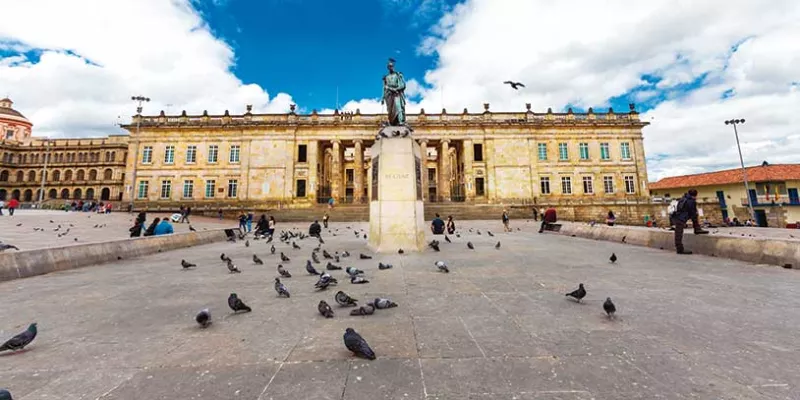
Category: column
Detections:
[
  {"x1": 331, "y1": 140, "x2": 342, "y2": 201},
  {"x1": 418, "y1": 139, "x2": 428, "y2": 201},
  {"x1": 308, "y1": 140, "x2": 319, "y2": 203},
  {"x1": 462, "y1": 139, "x2": 475, "y2": 201},
  {"x1": 438, "y1": 139, "x2": 451, "y2": 202},
  {"x1": 354, "y1": 140, "x2": 364, "y2": 203}
]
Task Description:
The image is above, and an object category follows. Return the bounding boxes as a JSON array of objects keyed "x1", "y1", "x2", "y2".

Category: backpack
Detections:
[{"x1": 667, "y1": 199, "x2": 680, "y2": 215}]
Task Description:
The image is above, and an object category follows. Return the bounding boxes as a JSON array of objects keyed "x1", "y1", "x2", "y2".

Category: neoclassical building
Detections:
[{"x1": 121, "y1": 104, "x2": 650, "y2": 208}]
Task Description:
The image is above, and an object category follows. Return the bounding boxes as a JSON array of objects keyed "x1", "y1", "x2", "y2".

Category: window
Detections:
[
  {"x1": 205, "y1": 180, "x2": 216, "y2": 198},
  {"x1": 540, "y1": 177, "x2": 550, "y2": 194},
  {"x1": 296, "y1": 179, "x2": 307, "y2": 197},
  {"x1": 475, "y1": 177, "x2": 485, "y2": 196},
  {"x1": 603, "y1": 176, "x2": 614, "y2": 193},
  {"x1": 473, "y1": 143, "x2": 484, "y2": 162},
  {"x1": 136, "y1": 180, "x2": 148, "y2": 198},
  {"x1": 160, "y1": 180, "x2": 171, "y2": 199},
  {"x1": 427, "y1": 168, "x2": 436, "y2": 184},
  {"x1": 229, "y1": 145, "x2": 240, "y2": 163},
  {"x1": 620, "y1": 142, "x2": 631, "y2": 160},
  {"x1": 142, "y1": 146, "x2": 153, "y2": 164},
  {"x1": 582, "y1": 176, "x2": 594, "y2": 194},
  {"x1": 624, "y1": 176, "x2": 636, "y2": 194},
  {"x1": 537, "y1": 143, "x2": 547, "y2": 160},
  {"x1": 183, "y1": 180, "x2": 194, "y2": 198},
  {"x1": 208, "y1": 145, "x2": 219, "y2": 163},
  {"x1": 164, "y1": 145, "x2": 175, "y2": 164},
  {"x1": 579, "y1": 143, "x2": 589, "y2": 160},
  {"x1": 227, "y1": 179, "x2": 238, "y2": 197},
  {"x1": 298, "y1": 144, "x2": 307, "y2": 163},
  {"x1": 561, "y1": 176, "x2": 572, "y2": 194},
  {"x1": 558, "y1": 143, "x2": 569, "y2": 160},
  {"x1": 600, "y1": 142, "x2": 610, "y2": 160},
  {"x1": 345, "y1": 169, "x2": 354, "y2": 184},
  {"x1": 186, "y1": 145, "x2": 197, "y2": 164},
  {"x1": 5, "y1": 130, "x2": 13, "y2": 139}
]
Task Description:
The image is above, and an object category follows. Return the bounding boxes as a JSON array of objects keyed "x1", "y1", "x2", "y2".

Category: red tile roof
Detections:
[{"x1": 649, "y1": 164, "x2": 800, "y2": 189}]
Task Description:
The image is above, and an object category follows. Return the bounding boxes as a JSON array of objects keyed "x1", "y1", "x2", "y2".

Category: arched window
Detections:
[
  {"x1": 23, "y1": 154, "x2": 28, "y2": 163},
  {"x1": 111, "y1": 151, "x2": 116, "y2": 161},
  {"x1": 73, "y1": 188, "x2": 82, "y2": 199},
  {"x1": 101, "y1": 187, "x2": 111, "y2": 200},
  {"x1": 88, "y1": 169, "x2": 97, "y2": 180},
  {"x1": 11, "y1": 189, "x2": 20, "y2": 200},
  {"x1": 60, "y1": 189, "x2": 69, "y2": 199},
  {"x1": 48, "y1": 189, "x2": 57, "y2": 199},
  {"x1": 15, "y1": 171, "x2": 23, "y2": 182},
  {"x1": 76, "y1": 169, "x2": 85, "y2": 181},
  {"x1": 86, "y1": 188, "x2": 95, "y2": 199},
  {"x1": 27, "y1": 170, "x2": 36, "y2": 182},
  {"x1": 105, "y1": 152, "x2": 110, "y2": 162},
  {"x1": 0, "y1": 170, "x2": 8, "y2": 182},
  {"x1": 65, "y1": 170, "x2": 73, "y2": 180},
  {"x1": 103, "y1": 168, "x2": 113, "y2": 180},
  {"x1": 23, "y1": 189, "x2": 33, "y2": 201},
  {"x1": 52, "y1": 170, "x2": 61, "y2": 181},
  {"x1": 16, "y1": 154, "x2": 23, "y2": 163}
]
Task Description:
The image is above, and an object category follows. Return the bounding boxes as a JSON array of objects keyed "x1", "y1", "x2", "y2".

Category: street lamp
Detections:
[
  {"x1": 129, "y1": 96, "x2": 150, "y2": 211},
  {"x1": 37, "y1": 140, "x2": 53, "y2": 207},
  {"x1": 724, "y1": 118, "x2": 755, "y2": 221}
]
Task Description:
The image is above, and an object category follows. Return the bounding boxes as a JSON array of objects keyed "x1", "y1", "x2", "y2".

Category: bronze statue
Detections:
[{"x1": 382, "y1": 58, "x2": 407, "y2": 127}]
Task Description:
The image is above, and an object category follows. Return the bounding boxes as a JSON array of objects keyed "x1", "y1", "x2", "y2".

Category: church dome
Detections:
[
  {"x1": 0, "y1": 98, "x2": 33, "y2": 141},
  {"x1": 0, "y1": 98, "x2": 31, "y2": 124}
]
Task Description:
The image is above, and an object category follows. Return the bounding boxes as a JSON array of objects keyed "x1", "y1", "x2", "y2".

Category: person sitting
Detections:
[
  {"x1": 154, "y1": 218, "x2": 175, "y2": 236},
  {"x1": 539, "y1": 208, "x2": 557, "y2": 233},
  {"x1": 309, "y1": 220, "x2": 322, "y2": 237},
  {"x1": 431, "y1": 213, "x2": 445, "y2": 235},
  {"x1": 255, "y1": 214, "x2": 269, "y2": 237},
  {"x1": 446, "y1": 215, "x2": 456, "y2": 235},
  {"x1": 606, "y1": 210, "x2": 616, "y2": 226},
  {"x1": 143, "y1": 217, "x2": 160, "y2": 237}
]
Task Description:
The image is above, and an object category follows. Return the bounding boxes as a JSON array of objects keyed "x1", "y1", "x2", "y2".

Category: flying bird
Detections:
[
  {"x1": 335, "y1": 290, "x2": 358, "y2": 307},
  {"x1": 274, "y1": 278, "x2": 291, "y2": 297},
  {"x1": 603, "y1": 297, "x2": 616, "y2": 318},
  {"x1": 435, "y1": 260, "x2": 449, "y2": 273},
  {"x1": 344, "y1": 328, "x2": 376, "y2": 359},
  {"x1": 349, "y1": 304, "x2": 375, "y2": 316},
  {"x1": 370, "y1": 298, "x2": 398, "y2": 309},
  {"x1": 228, "y1": 293, "x2": 252, "y2": 313},
  {"x1": 195, "y1": 309, "x2": 212, "y2": 328},
  {"x1": 181, "y1": 259, "x2": 197, "y2": 269},
  {"x1": 253, "y1": 254, "x2": 264, "y2": 265},
  {"x1": 306, "y1": 260, "x2": 322, "y2": 275},
  {"x1": 227, "y1": 259, "x2": 241, "y2": 273},
  {"x1": 278, "y1": 264, "x2": 292, "y2": 277},
  {"x1": 503, "y1": 80, "x2": 525, "y2": 90},
  {"x1": 428, "y1": 240, "x2": 440, "y2": 252},
  {"x1": 467, "y1": 242, "x2": 474, "y2": 250},
  {"x1": 609, "y1": 253, "x2": 617, "y2": 264},
  {"x1": 318, "y1": 300, "x2": 334, "y2": 318},
  {"x1": 566, "y1": 283, "x2": 587, "y2": 303},
  {"x1": 0, "y1": 323, "x2": 37, "y2": 352}
]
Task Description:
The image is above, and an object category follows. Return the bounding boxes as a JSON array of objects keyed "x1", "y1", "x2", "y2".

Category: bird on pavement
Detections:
[
  {"x1": 189, "y1": 225, "x2": 197, "y2": 232},
  {"x1": 428, "y1": 240, "x2": 440, "y2": 252},
  {"x1": 370, "y1": 298, "x2": 398, "y2": 309},
  {"x1": 477, "y1": 230, "x2": 482, "y2": 235},
  {"x1": 181, "y1": 259, "x2": 197, "y2": 269},
  {"x1": 315, "y1": 272, "x2": 338, "y2": 290},
  {"x1": 349, "y1": 304, "x2": 375, "y2": 316},
  {"x1": 445, "y1": 235, "x2": 451, "y2": 243},
  {"x1": 603, "y1": 297, "x2": 616, "y2": 318},
  {"x1": 245, "y1": 240, "x2": 250, "y2": 247},
  {"x1": 467, "y1": 242, "x2": 474, "y2": 250},
  {"x1": 270, "y1": 245, "x2": 276, "y2": 254},
  {"x1": 266, "y1": 235, "x2": 273, "y2": 243},
  {"x1": 487, "y1": 231, "x2": 494, "y2": 237},
  {"x1": 274, "y1": 278, "x2": 291, "y2": 297},
  {"x1": 346, "y1": 267, "x2": 364, "y2": 277},
  {"x1": 335, "y1": 290, "x2": 358, "y2": 307},
  {"x1": 227, "y1": 259, "x2": 241, "y2": 273},
  {"x1": 0, "y1": 323, "x2": 37, "y2": 352},
  {"x1": 228, "y1": 293, "x2": 252, "y2": 313},
  {"x1": 326, "y1": 262, "x2": 342, "y2": 270},
  {"x1": 220, "y1": 253, "x2": 230, "y2": 262},
  {"x1": 503, "y1": 80, "x2": 525, "y2": 90},
  {"x1": 318, "y1": 300, "x2": 334, "y2": 318},
  {"x1": 195, "y1": 309, "x2": 211, "y2": 328},
  {"x1": 253, "y1": 254, "x2": 264, "y2": 265},
  {"x1": 292, "y1": 241, "x2": 301, "y2": 250},
  {"x1": 0, "y1": 388, "x2": 11, "y2": 400},
  {"x1": 280, "y1": 252, "x2": 290, "y2": 262},
  {"x1": 342, "y1": 251, "x2": 350, "y2": 257},
  {"x1": 344, "y1": 328, "x2": 376, "y2": 359},
  {"x1": 566, "y1": 283, "x2": 587, "y2": 303},
  {"x1": 312, "y1": 252, "x2": 321, "y2": 264},
  {"x1": 323, "y1": 249, "x2": 333, "y2": 259},
  {"x1": 350, "y1": 276, "x2": 370, "y2": 284},
  {"x1": 306, "y1": 260, "x2": 322, "y2": 275},
  {"x1": 435, "y1": 260, "x2": 449, "y2": 273},
  {"x1": 0, "y1": 243, "x2": 20, "y2": 252},
  {"x1": 398, "y1": 248, "x2": 404, "y2": 254},
  {"x1": 610, "y1": 253, "x2": 617, "y2": 263},
  {"x1": 359, "y1": 253, "x2": 372, "y2": 260},
  {"x1": 378, "y1": 262, "x2": 393, "y2": 270},
  {"x1": 495, "y1": 241, "x2": 501, "y2": 249},
  {"x1": 278, "y1": 264, "x2": 292, "y2": 277}
]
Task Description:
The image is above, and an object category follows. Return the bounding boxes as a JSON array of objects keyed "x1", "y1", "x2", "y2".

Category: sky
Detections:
[{"x1": 1, "y1": 0, "x2": 798, "y2": 181}]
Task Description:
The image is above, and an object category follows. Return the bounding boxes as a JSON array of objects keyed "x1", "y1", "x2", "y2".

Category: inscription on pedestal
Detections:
[
  {"x1": 415, "y1": 156, "x2": 422, "y2": 201},
  {"x1": 371, "y1": 155, "x2": 379, "y2": 201}
]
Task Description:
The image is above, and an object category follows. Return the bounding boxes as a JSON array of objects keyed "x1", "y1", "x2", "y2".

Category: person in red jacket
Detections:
[
  {"x1": 7, "y1": 198, "x2": 19, "y2": 216},
  {"x1": 539, "y1": 207, "x2": 557, "y2": 233}
]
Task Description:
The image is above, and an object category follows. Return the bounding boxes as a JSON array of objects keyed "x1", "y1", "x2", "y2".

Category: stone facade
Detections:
[{"x1": 120, "y1": 105, "x2": 650, "y2": 209}]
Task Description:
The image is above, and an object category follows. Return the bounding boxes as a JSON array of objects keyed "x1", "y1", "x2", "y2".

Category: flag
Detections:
[
  {"x1": 765, "y1": 184, "x2": 770, "y2": 201},
  {"x1": 775, "y1": 186, "x2": 780, "y2": 201}
]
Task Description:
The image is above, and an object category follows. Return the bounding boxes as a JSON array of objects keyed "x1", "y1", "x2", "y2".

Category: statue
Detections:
[{"x1": 382, "y1": 58, "x2": 407, "y2": 127}]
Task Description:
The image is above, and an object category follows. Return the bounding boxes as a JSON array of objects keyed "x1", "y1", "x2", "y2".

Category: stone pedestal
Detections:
[{"x1": 368, "y1": 127, "x2": 426, "y2": 253}]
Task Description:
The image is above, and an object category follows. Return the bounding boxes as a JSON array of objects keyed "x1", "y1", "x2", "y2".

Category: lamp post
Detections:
[
  {"x1": 129, "y1": 96, "x2": 150, "y2": 211},
  {"x1": 724, "y1": 118, "x2": 755, "y2": 220},
  {"x1": 37, "y1": 140, "x2": 53, "y2": 207}
]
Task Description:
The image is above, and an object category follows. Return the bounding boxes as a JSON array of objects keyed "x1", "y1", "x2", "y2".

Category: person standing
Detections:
[
  {"x1": 0, "y1": 199, "x2": 4, "y2": 216},
  {"x1": 606, "y1": 211, "x2": 616, "y2": 226},
  {"x1": 184, "y1": 206, "x2": 191, "y2": 224},
  {"x1": 238, "y1": 213, "x2": 247, "y2": 232},
  {"x1": 328, "y1": 197, "x2": 335, "y2": 209},
  {"x1": 246, "y1": 211, "x2": 254, "y2": 232},
  {"x1": 539, "y1": 207, "x2": 557, "y2": 233},
  {"x1": 502, "y1": 209, "x2": 511, "y2": 232},
  {"x1": 7, "y1": 198, "x2": 19, "y2": 216},
  {"x1": 671, "y1": 189, "x2": 709, "y2": 254},
  {"x1": 446, "y1": 215, "x2": 456, "y2": 235},
  {"x1": 532, "y1": 208, "x2": 538, "y2": 221},
  {"x1": 323, "y1": 213, "x2": 329, "y2": 228},
  {"x1": 217, "y1": 208, "x2": 223, "y2": 220},
  {"x1": 268, "y1": 216, "x2": 276, "y2": 237}
]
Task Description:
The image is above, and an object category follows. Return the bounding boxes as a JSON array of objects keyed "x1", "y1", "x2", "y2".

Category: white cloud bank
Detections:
[{"x1": 0, "y1": 0, "x2": 292, "y2": 138}]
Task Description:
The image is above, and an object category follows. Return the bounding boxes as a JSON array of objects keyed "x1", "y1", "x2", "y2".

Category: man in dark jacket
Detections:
[
  {"x1": 671, "y1": 189, "x2": 709, "y2": 254},
  {"x1": 309, "y1": 220, "x2": 322, "y2": 237}
]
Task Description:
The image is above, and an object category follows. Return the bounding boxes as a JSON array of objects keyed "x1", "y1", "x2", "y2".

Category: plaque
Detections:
[
  {"x1": 371, "y1": 156, "x2": 379, "y2": 201},
  {"x1": 415, "y1": 156, "x2": 422, "y2": 201}
]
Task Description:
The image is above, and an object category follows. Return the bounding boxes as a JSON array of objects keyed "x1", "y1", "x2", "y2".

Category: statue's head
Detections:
[{"x1": 387, "y1": 58, "x2": 396, "y2": 73}]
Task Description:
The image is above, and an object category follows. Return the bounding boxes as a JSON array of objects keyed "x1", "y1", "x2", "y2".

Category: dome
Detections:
[{"x1": 0, "y1": 98, "x2": 32, "y2": 126}]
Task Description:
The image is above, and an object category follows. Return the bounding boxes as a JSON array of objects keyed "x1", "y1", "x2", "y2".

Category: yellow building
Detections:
[
  {"x1": 120, "y1": 104, "x2": 650, "y2": 210},
  {"x1": 649, "y1": 163, "x2": 800, "y2": 228}
]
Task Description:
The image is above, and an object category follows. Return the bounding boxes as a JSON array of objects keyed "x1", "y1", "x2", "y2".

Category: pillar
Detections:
[
  {"x1": 418, "y1": 139, "x2": 428, "y2": 201},
  {"x1": 308, "y1": 140, "x2": 319, "y2": 202},
  {"x1": 438, "y1": 139, "x2": 451, "y2": 202},
  {"x1": 462, "y1": 139, "x2": 475, "y2": 201},
  {"x1": 331, "y1": 140, "x2": 342, "y2": 201},
  {"x1": 354, "y1": 140, "x2": 364, "y2": 203}
]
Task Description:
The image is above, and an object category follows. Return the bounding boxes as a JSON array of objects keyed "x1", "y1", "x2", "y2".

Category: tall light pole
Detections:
[
  {"x1": 129, "y1": 96, "x2": 150, "y2": 211},
  {"x1": 724, "y1": 118, "x2": 755, "y2": 220},
  {"x1": 37, "y1": 140, "x2": 53, "y2": 207}
]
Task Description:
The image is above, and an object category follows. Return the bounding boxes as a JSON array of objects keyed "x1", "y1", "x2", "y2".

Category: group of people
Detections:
[
  {"x1": 129, "y1": 212, "x2": 175, "y2": 237},
  {"x1": 430, "y1": 214, "x2": 456, "y2": 235},
  {"x1": 65, "y1": 200, "x2": 111, "y2": 213},
  {"x1": 0, "y1": 198, "x2": 19, "y2": 216},
  {"x1": 237, "y1": 212, "x2": 276, "y2": 238}
]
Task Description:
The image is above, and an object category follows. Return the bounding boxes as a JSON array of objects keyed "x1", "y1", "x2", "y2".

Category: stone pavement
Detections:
[{"x1": 1, "y1": 220, "x2": 799, "y2": 399}]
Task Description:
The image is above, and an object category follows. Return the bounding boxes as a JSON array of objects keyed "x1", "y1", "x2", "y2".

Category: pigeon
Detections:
[
  {"x1": 378, "y1": 262, "x2": 393, "y2": 270},
  {"x1": 495, "y1": 241, "x2": 501, "y2": 249},
  {"x1": 278, "y1": 264, "x2": 292, "y2": 277},
  {"x1": 342, "y1": 251, "x2": 351, "y2": 257},
  {"x1": 280, "y1": 252, "x2": 290, "y2": 262},
  {"x1": 360, "y1": 253, "x2": 372, "y2": 259},
  {"x1": 346, "y1": 267, "x2": 364, "y2": 277},
  {"x1": 566, "y1": 283, "x2": 587, "y2": 303},
  {"x1": 469, "y1": 228, "x2": 473, "y2": 233},
  {"x1": 220, "y1": 253, "x2": 230, "y2": 262},
  {"x1": 456, "y1": 234, "x2": 461, "y2": 238},
  {"x1": 350, "y1": 276, "x2": 370, "y2": 284},
  {"x1": 274, "y1": 278, "x2": 291, "y2": 297},
  {"x1": 370, "y1": 298, "x2": 398, "y2": 309},
  {"x1": 315, "y1": 272, "x2": 338, "y2": 290},
  {"x1": 344, "y1": 328, "x2": 376, "y2": 359},
  {"x1": 363, "y1": 234, "x2": 367, "y2": 239},
  {"x1": 428, "y1": 240, "x2": 440, "y2": 252},
  {"x1": 318, "y1": 236, "x2": 325, "y2": 244},
  {"x1": 603, "y1": 297, "x2": 616, "y2": 318},
  {"x1": 253, "y1": 254, "x2": 264, "y2": 265},
  {"x1": 435, "y1": 260, "x2": 449, "y2": 273},
  {"x1": 318, "y1": 300, "x2": 334, "y2": 318},
  {"x1": 189, "y1": 225, "x2": 197, "y2": 232},
  {"x1": 245, "y1": 240, "x2": 250, "y2": 247},
  {"x1": 181, "y1": 259, "x2": 197, "y2": 269},
  {"x1": 0, "y1": 388, "x2": 11, "y2": 400},
  {"x1": 503, "y1": 80, "x2": 525, "y2": 90},
  {"x1": 266, "y1": 235, "x2": 273, "y2": 243},
  {"x1": 477, "y1": 230, "x2": 482, "y2": 235},
  {"x1": 610, "y1": 253, "x2": 617, "y2": 264},
  {"x1": 15, "y1": 223, "x2": 22, "y2": 227},
  {"x1": 334, "y1": 255, "x2": 340, "y2": 263},
  {"x1": 227, "y1": 259, "x2": 241, "y2": 273},
  {"x1": 467, "y1": 242, "x2": 474, "y2": 250},
  {"x1": 445, "y1": 235, "x2": 451, "y2": 243},
  {"x1": 0, "y1": 243, "x2": 20, "y2": 252},
  {"x1": 306, "y1": 260, "x2": 322, "y2": 275},
  {"x1": 487, "y1": 231, "x2": 494, "y2": 237},
  {"x1": 322, "y1": 249, "x2": 333, "y2": 259},
  {"x1": 349, "y1": 304, "x2": 375, "y2": 316},
  {"x1": 335, "y1": 290, "x2": 358, "y2": 306},
  {"x1": 312, "y1": 252, "x2": 321, "y2": 264},
  {"x1": 326, "y1": 262, "x2": 343, "y2": 270},
  {"x1": 228, "y1": 293, "x2": 252, "y2": 313},
  {"x1": 0, "y1": 323, "x2": 37, "y2": 352},
  {"x1": 621, "y1": 236, "x2": 627, "y2": 243},
  {"x1": 195, "y1": 309, "x2": 212, "y2": 328},
  {"x1": 292, "y1": 241, "x2": 301, "y2": 250},
  {"x1": 398, "y1": 248, "x2": 404, "y2": 254},
  {"x1": 270, "y1": 245, "x2": 276, "y2": 254}
]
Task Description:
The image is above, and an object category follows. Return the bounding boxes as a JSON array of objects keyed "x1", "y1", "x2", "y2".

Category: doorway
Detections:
[{"x1": 754, "y1": 209, "x2": 768, "y2": 227}]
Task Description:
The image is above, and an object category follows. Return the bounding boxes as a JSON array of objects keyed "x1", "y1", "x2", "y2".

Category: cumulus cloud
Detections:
[{"x1": 0, "y1": 0, "x2": 292, "y2": 138}]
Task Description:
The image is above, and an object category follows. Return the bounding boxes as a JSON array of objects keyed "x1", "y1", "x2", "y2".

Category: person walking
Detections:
[
  {"x1": 328, "y1": 197, "x2": 335, "y2": 209},
  {"x1": 532, "y1": 208, "x2": 538, "y2": 221},
  {"x1": 268, "y1": 216, "x2": 276, "y2": 237},
  {"x1": 238, "y1": 213, "x2": 247, "y2": 232},
  {"x1": 184, "y1": 206, "x2": 191, "y2": 224},
  {"x1": 446, "y1": 215, "x2": 456, "y2": 235},
  {"x1": 322, "y1": 212, "x2": 329, "y2": 229},
  {"x1": 0, "y1": 199, "x2": 5, "y2": 216},
  {"x1": 671, "y1": 189, "x2": 709, "y2": 254},
  {"x1": 178, "y1": 206, "x2": 186, "y2": 223},
  {"x1": 502, "y1": 209, "x2": 511, "y2": 232},
  {"x1": 217, "y1": 208, "x2": 223, "y2": 220},
  {"x1": 7, "y1": 198, "x2": 18, "y2": 216},
  {"x1": 246, "y1": 211, "x2": 254, "y2": 232}
]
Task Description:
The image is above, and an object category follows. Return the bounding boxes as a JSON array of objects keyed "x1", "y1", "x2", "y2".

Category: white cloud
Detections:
[{"x1": 0, "y1": 0, "x2": 292, "y2": 138}]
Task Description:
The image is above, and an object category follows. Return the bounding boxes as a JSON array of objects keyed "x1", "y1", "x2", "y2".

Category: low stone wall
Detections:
[
  {"x1": 556, "y1": 223, "x2": 799, "y2": 268},
  {"x1": 0, "y1": 228, "x2": 238, "y2": 282}
]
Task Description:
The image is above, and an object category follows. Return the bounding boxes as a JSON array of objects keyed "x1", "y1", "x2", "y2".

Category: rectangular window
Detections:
[
  {"x1": 473, "y1": 143, "x2": 484, "y2": 162},
  {"x1": 296, "y1": 179, "x2": 307, "y2": 197},
  {"x1": 428, "y1": 168, "x2": 436, "y2": 184},
  {"x1": 579, "y1": 143, "x2": 589, "y2": 160},
  {"x1": 229, "y1": 145, "x2": 240, "y2": 163},
  {"x1": 537, "y1": 143, "x2": 547, "y2": 160},
  {"x1": 5, "y1": 130, "x2": 13, "y2": 139},
  {"x1": 164, "y1": 145, "x2": 175, "y2": 164},
  {"x1": 205, "y1": 180, "x2": 216, "y2": 198},
  {"x1": 137, "y1": 180, "x2": 148, "y2": 199},
  {"x1": 345, "y1": 169, "x2": 354, "y2": 184},
  {"x1": 558, "y1": 143, "x2": 569, "y2": 161},
  {"x1": 475, "y1": 177, "x2": 485, "y2": 196},
  {"x1": 540, "y1": 177, "x2": 551, "y2": 194},
  {"x1": 227, "y1": 179, "x2": 238, "y2": 197},
  {"x1": 624, "y1": 176, "x2": 636, "y2": 194},
  {"x1": 298, "y1": 144, "x2": 307, "y2": 163},
  {"x1": 142, "y1": 146, "x2": 153, "y2": 164},
  {"x1": 186, "y1": 145, "x2": 197, "y2": 164},
  {"x1": 600, "y1": 142, "x2": 610, "y2": 160},
  {"x1": 620, "y1": 142, "x2": 631, "y2": 160},
  {"x1": 160, "y1": 180, "x2": 171, "y2": 199},
  {"x1": 603, "y1": 176, "x2": 614, "y2": 193},
  {"x1": 182, "y1": 180, "x2": 194, "y2": 198},
  {"x1": 207, "y1": 145, "x2": 218, "y2": 163},
  {"x1": 561, "y1": 176, "x2": 572, "y2": 194},
  {"x1": 582, "y1": 176, "x2": 594, "y2": 194}
]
